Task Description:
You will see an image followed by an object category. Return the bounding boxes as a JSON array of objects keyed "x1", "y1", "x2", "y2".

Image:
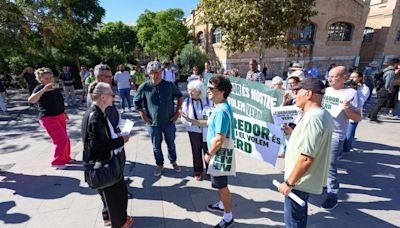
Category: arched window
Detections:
[
  {"x1": 363, "y1": 27, "x2": 374, "y2": 43},
  {"x1": 197, "y1": 32, "x2": 205, "y2": 47},
  {"x1": 212, "y1": 27, "x2": 222, "y2": 44},
  {"x1": 328, "y1": 22, "x2": 353, "y2": 41}
]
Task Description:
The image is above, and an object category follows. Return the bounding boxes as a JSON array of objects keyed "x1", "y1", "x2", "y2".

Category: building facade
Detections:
[
  {"x1": 185, "y1": 0, "x2": 371, "y2": 78},
  {"x1": 360, "y1": 0, "x2": 400, "y2": 68}
]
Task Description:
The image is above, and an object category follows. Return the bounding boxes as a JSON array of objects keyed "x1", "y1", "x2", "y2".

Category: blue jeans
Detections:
[
  {"x1": 147, "y1": 122, "x2": 177, "y2": 166},
  {"x1": 284, "y1": 189, "x2": 309, "y2": 228},
  {"x1": 118, "y1": 88, "x2": 132, "y2": 109},
  {"x1": 327, "y1": 137, "x2": 344, "y2": 200},
  {"x1": 343, "y1": 122, "x2": 358, "y2": 152}
]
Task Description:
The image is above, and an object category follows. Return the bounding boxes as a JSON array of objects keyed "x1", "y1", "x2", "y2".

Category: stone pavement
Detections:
[{"x1": 0, "y1": 86, "x2": 399, "y2": 228}]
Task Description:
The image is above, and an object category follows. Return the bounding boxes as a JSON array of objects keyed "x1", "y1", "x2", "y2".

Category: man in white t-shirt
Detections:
[
  {"x1": 79, "y1": 66, "x2": 90, "y2": 103},
  {"x1": 162, "y1": 62, "x2": 176, "y2": 83},
  {"x1": 321, "y1": 66, "x2": 361, "y2": 210},
  {"x1": 114, "y1": 64, "x2": 134, "y2": 113}
]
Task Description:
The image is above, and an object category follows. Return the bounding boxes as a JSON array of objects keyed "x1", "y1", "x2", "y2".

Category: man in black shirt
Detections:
[{"x1": 60, "y1": 66, "x2": 76, "y2": 106}]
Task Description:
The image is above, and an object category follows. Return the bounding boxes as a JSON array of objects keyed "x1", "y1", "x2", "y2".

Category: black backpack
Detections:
[{"x1": 373, "y1": 72, "x2": 385, "y2": 91}]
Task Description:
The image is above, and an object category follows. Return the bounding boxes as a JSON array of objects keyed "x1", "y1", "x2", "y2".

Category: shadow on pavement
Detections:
[
  {"x1": 0, "y1": 171, "x2": 96, "y2": 200},
  {"x1": 307, "y1": 149, "x2": 400, "y2": 227},
  {"x1": 0, "y1": 201, "x2": 30, "y2": 224},
  {"x1": 355, "y1": 140, "x2": 400, "y2": 152},
  {"x1": 126, "y1": 162, "x2": 284, "y2": 223},
  {"x1": 133, "y1": 216, "x2": 206, "y2": 227}
]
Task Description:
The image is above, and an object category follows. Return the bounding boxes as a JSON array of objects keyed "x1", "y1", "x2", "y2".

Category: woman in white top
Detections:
[
  {"x1": 343, "y1": 70, "x2": 370, "y2": 152},
  {"x1": 181, "y1": 80, "x2": 213, "y2": 180}
]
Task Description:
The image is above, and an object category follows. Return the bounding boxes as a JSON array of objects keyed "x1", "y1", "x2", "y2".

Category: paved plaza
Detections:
[{"x1": 0, "y1": 87, "x2": 399, "y2": 228}]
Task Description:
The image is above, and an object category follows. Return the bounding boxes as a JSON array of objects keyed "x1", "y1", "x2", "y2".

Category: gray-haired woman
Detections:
[
  {"x1": 181, "y1": 80, "x2": 213, "y2": 180},
  {"x1": 81, "y1": 82, "x2": 133, "y2": 228}
]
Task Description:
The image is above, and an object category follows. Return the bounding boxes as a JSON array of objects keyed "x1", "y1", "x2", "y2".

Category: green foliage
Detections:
[
  {"x1": 0, "y1": 0, "x2": 105, "y2": 74},
  {"x1": 179, "y1": 41, "x2": 209, "y2": 73},
  {"x1": 198, "y1": 0, "x2": 317, "y2": 61},
  {"x1": 136, "y1": 9, "x2": 190, "y2": 59}
]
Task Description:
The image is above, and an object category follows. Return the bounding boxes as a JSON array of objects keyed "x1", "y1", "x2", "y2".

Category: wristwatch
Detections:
[{"x1": 285, "y1": 180, "x2": 296, "y2": 188}]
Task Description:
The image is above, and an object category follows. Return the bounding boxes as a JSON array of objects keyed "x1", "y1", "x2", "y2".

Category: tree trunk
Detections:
[{"x1": 258, "y1": 41, "x2": 266, "y2": 71}]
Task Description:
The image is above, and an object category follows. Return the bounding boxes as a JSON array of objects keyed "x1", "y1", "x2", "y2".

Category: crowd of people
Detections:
[{"x1": 0, "y1": 56, "x2": 399, "y2": 228}]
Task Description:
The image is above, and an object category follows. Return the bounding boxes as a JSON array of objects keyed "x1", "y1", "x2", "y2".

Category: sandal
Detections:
[
  {"x1": 103, "y1": 220, "x2": 111, "y2": 226},
  {"x1": 121, "y1": 216, "x2": 134, "y2": 228}
]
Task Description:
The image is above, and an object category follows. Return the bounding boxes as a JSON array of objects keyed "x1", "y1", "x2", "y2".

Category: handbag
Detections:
[
  {"x1": 207, "y1": 109, "x2": 236, "y2": 177},
  {"x1": 83, "y1": 111, "x2": 123, "y2": 190},
  {"x1": 84, "y1": 151, "x2": 123, "y2": 189}
]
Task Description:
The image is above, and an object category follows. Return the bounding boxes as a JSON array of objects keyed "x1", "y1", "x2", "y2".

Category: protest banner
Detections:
[
  {"x1": 204, "y1": 74, "x2": 284, "y2": 165},
  {"x1": 321, "y1": 92, "x2": 347, "y2": 118},
  {"x1": 271, "y1": 105, "x2": 301, "y2": 125}
]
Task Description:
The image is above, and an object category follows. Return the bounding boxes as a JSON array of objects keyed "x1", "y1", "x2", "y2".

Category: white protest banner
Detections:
[
  {"x1": 233, "y1": 113, "x2": 283, "y2": 165},
  {"x1": 271, "y1": 105, "x2": 301, "y2": 125},
  {"x1": 204, "y1": 74, "x2": 284, "y2": 166},
  {"x1": 321, "y1": 92, "x2": 347, "y2": 118}
]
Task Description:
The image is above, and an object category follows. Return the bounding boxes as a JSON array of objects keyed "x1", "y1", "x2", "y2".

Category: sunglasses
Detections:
[{"x1": 208, "y1": 86, "x2": 217, "y2": 91}]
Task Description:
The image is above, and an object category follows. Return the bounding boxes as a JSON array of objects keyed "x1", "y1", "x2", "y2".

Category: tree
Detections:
[
  {"x1": 198, "y1": 0, "x2": 317, "y2": 65},
  {"x1": 14, "y1": 0, "x2": 104, "y2": 69},
  {"x1": 136, "y1": 9, "x2": 190, "y2": 60},
  {"x1": 179, "y1": 41, "x2": 209, "y2": 73},
  {"x1": 94, "y1": 21, "x2": 138, "y2": 67}
]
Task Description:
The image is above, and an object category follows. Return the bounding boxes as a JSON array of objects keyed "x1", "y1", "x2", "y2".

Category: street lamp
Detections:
[{"x1": 123, "y1": 41, "x2": 130, "y2": 63}]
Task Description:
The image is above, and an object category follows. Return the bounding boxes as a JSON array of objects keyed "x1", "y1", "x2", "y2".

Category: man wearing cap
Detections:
[
  {"x1": 278, "y1": 78, "x2": 333, "y2": 228},
  {"x1": 134, "y1": 61, "x2": 183, "y2": 176},
  {"x1": 246, "y1": 59, "x2": 265, "y2": 83},
  {"x1": 321, "y1": 66, "x2": 361, "y2": 210}
]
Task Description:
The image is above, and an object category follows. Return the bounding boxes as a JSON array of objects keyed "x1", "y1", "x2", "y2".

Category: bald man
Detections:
[{"x1": 321, "y1": 66, "x2": 361, "y2": 210}]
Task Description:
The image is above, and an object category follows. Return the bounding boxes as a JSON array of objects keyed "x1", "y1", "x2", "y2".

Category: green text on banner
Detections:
[{"x1": 203, "y1": 74, "x2": 284, "y2": 165}]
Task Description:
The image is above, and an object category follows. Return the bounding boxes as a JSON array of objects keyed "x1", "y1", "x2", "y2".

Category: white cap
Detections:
[{"x1": 288, "y1": 70, "x2": 305, "y2": 81}]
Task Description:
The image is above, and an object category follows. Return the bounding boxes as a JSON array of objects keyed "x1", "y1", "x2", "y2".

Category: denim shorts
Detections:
[{"x1": 211, "y1": 175, "x2": 228, "y2": 189}]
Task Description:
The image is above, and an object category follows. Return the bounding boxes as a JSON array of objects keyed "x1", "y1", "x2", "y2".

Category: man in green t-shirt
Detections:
[
  {"x1": 132, "y1": 65, "x2": 145, "y2": 91},
  {"x1": 278, "y1": 78, "x2": 333, "y2": 228},
  {"x1": 84, "y1": 68, "x2": 96, "y2": 86}
]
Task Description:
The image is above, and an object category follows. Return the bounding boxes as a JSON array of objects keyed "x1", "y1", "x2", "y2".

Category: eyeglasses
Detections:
[{"x1": 207, "y1": 86, "x2": 217, "y2": 91}]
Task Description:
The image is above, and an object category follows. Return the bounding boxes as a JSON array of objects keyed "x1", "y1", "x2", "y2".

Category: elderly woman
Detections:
[
  {"x1": 181, "y1": 80, "x2": 213, "y2": 180},
  {"x1": 271, "y1": 76, "x2": 284, "y2": 90},
  {"x1": 28, "y1": 67, "x2": 71, "y2": 168},
  {"x1": 81, "y1": 82, "x2": 133, "y2": 228}
]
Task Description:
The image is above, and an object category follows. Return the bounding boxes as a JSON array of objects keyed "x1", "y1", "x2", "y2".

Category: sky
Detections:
[{"x1": 99, "y1": 0, "x2": 199, "y2": 25}]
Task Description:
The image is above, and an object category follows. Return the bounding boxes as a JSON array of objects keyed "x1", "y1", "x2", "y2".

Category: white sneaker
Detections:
[
  {"x1": 51, "y1": 164, "x2": 66, "y2": 170},
  {"x1": 129, "y1": 107, "x2": 136, "y2": 112},
  {"x1": 119, "y1": 109, "x2": 125, "y2": 114}
]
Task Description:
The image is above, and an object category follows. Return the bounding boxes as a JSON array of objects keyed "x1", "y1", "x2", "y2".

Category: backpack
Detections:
[
  {"x1": 162, "y1": 69, "x2": 174, "y2": 80},
  {"x1": 373, "y1": 72, "x2": 385, "y2": 91}
]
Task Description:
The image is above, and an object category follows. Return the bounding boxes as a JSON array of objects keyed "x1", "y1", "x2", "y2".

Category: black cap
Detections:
[{"x1": 292, "y1": 78, "x2": 325, "y2": 94}]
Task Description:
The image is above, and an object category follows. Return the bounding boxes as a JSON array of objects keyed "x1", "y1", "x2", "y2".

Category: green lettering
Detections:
[{"x1": 244, "y1": 121, "x2": 252, "y2": 133}]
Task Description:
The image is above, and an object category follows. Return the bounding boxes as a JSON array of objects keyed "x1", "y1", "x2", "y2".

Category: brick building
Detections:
[
  {"x1": 360, "y1": 0, "x2": 400, "y2": 69},
  {"x1": 185, "y1": 0, "x2": 372, "y2": 78}
]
